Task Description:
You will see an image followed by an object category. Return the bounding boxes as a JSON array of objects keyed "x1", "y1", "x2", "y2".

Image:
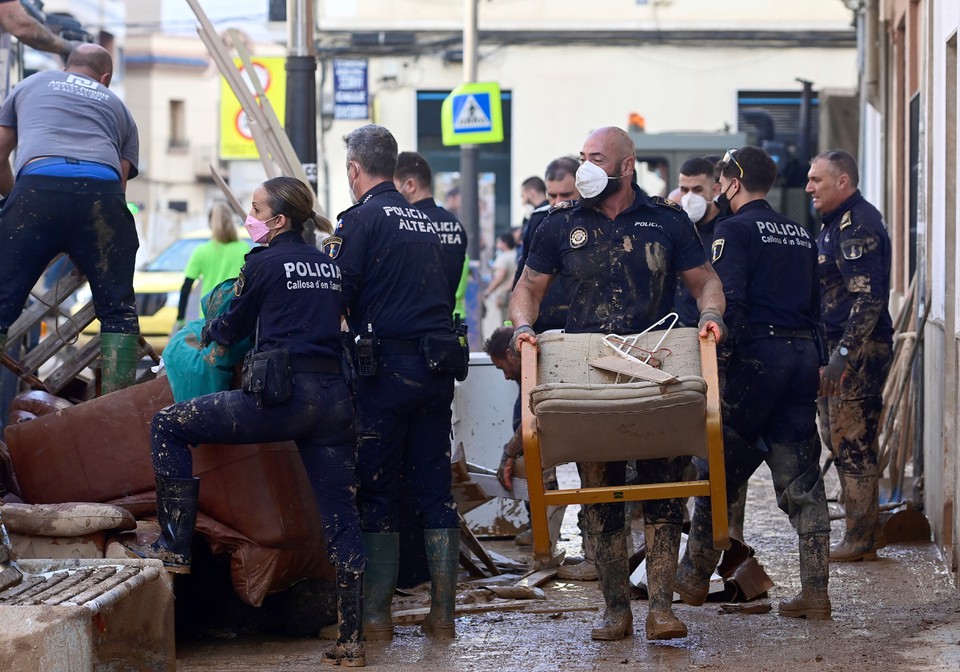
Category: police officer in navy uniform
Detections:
[
  {"x1": 674, "y1": 146, "x2": 832, "y2": 621},
  {"x1": 673, "y1": 156, "x2": 726, "y2": 328},
  {"x1": 511, "y1": 126, "x2": 726, "y2": 643},
  {"x1": 806, "y1": 149, "x2": 893, "y2": 563},
  {"x1": 393, "y1": 150, "x2": 468, "y2": 318},
  {"x1": 124, "y1": 177, "x2": 365, "y2": 667},
  {"x1": 329, "y1": 124, "x2": 461, "y2": 642},
  {"x1": 513, "y1": 156, "x2": 580, "y2": 332}
]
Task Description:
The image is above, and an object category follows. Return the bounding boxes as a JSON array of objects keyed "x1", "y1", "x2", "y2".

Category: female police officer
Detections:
[{"x1": 124, "y1": 177, "x2": 366, "y2": 667}]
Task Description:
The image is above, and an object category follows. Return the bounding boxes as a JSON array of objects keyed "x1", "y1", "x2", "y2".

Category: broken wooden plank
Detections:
[
  {"x1": 392, "y1": 599, "x2": 534, "y2": 625},
  {"x1": 514, "y1": 566, "x2": 558, "y2": 589},
  {"x1": 588, "y1": 354, "x2": 679, "y2": 384}
]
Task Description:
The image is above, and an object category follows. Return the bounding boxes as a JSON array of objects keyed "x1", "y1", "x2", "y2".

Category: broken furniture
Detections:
[
  {"x1": 0, "y1": 256, "x2": 159, "y2": 400},
  {"x1": 520, "y1": 327, "x2": 731, "y2": 566},
  {"x1": 3, "y1": 377, "x2": 335, "y2": 607}
]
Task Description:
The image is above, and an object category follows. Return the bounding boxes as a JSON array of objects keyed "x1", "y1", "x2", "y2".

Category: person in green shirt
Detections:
[{"x1": 176, "y1": 203, "x2": 249, "y2": 325}]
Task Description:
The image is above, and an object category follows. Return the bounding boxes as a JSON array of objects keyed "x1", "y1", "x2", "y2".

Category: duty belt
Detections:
[
  {"x1": 744, "y1": 325, "x2": 814, "y2": 341},
  {"x1": 289, "y1": 356, "x2": 341, "y2": 374},
  {"x1": 378, "y1": 338, "x2": 422, "y2": 355}
]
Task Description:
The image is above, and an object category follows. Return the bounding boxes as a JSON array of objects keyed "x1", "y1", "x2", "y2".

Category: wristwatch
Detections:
[{"x1": 838, "y1": 346, "x2": 850, "y2": 358}]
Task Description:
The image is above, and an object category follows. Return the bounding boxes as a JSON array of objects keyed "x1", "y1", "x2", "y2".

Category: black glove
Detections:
[
  {"x1": 698, "y1": 310, "x2": 728, "y2": 343},
  {"x1": 509, "y1": 325, "x2": 536, "y2": 354}
]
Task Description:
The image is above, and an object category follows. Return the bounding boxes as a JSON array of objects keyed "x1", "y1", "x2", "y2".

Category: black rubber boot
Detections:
[
  {"x1": 422, "y1": 528, "x2": 460, "y2": 639},
  {"x1": 361, "y1": 532, "x2": 398, "y2": 641},
  {"x1": 322, "y1": 570, "x2": 366, "y2": 667},
  {"x1": 830, "y1": 471, "x2": 879, "y2": 562},
  {"x1": 590, "y1": 529, "x2": 633, "y2": 640},
  {"x1": 123, "y1": 476, "x2": 199, "y2": 570},
  {"x1": 780, "y1": 532, "x2": 832, "y2": 620}
]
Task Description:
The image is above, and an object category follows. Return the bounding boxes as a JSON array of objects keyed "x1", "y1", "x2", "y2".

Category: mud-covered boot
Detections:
[
  {"x1": 421, "y1": 528, "x2": 459, "y2": 639},
  {"x1": 123, "y1": 477, "x2": 199, "y2": 571},
  {"x1": 674, "y1": 501, "x2": 721, "y2": 606},
  {"x1": 100, "y1": 332, "x2": 140, "y2": 395},
  {"x1": 557, "y1": 531, "x2": 598, "y2": 581},
  {"x1": 780, "y1": 532, "x2": 832, "y2": 620},
  {"x1": 590, "y1": 529, "x2": 633, "y2": 640},
  {"x1": 830, "y1": 472, "x2": 879, "y2": 562},
  {"x1": 360, "y1": 533, "x2": 398, "y2": 641},
  {"x1": 644, "y1": 523, "x2": 688, "y2": 640},
  {"x1": 322, "y1": 570, "x2": 366, "y2": 667}
]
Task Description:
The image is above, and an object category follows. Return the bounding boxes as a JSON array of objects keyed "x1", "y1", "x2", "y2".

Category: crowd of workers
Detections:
[{"x1": 0, "y1": 22, "x2": 891, "y2": 665}]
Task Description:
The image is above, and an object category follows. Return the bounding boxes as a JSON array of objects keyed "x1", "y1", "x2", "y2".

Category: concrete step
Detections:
[{"x1": 0, "y1": 558, "x2": 174, "y2": 671}]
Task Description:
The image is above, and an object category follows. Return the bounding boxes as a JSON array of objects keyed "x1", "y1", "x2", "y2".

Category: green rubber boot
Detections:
[
  {"x1": 422, "y1": 528, "x2": 460, "y2": 639},
  {"x1": 361, "y1": 532, "x2": 398, "y2": 641},
  {"x1": 100, "y1": 332, "x2": 140, "y2": 395}
]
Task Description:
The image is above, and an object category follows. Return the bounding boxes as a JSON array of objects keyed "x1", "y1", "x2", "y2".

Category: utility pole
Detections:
[
  {"x1": 285, "y1": 0, "x2": 318, "y2": 242},
  {"x1": 461, "y1": 0, "x2": 480, "y2": 261}
]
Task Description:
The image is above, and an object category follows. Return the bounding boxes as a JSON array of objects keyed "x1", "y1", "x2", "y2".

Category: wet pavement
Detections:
[{"x1": 177, "y1": 463, "x2": 960, "y2": 671}]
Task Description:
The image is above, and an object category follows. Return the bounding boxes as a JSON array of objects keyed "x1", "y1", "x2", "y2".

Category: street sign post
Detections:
[{"x1": 441, "y1": 82, "x2": 504, "y2": 146}]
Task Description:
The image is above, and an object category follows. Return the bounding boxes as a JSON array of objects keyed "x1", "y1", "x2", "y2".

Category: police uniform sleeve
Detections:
[
  {"x1": 206, "y1": 256, "x2": 265, "y2": 345},
  {"x1": 711, "y1": 219, "x2": 750, "y2": 355},
  {"x1": 333, "y1": 214, "x2": 370, "y2": 310},
  {"x1": 835, "y1": 212, "x2": 887, "y2": 351},
  {"x1": 668, "y1": 211, "x2": 709, "y2": 273},
  {"x1": 522, "y1": 213, "x2": 562, "y2": 277}
]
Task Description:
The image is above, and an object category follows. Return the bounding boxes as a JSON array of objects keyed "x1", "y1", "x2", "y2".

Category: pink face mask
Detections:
[{"x1": 244, "y1": 214, "x2": 278, "y2": 244}]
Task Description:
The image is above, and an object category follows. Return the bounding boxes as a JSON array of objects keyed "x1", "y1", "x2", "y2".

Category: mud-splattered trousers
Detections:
[
  {"x1": 817, "y1": 337, "x2": 893, "y2": 476},
  {"x1": 355, "y1": 353, "x2": 459, "y2": 533},
  {"x1": 692, "y1": 336, "x2": 830, "y2": 543},
  {"x1": 0, "y1": 174, "x2": 139, "y2": 335},
  {"x1": 151, "y1": 370, "x2": 363, "y2": 574}
]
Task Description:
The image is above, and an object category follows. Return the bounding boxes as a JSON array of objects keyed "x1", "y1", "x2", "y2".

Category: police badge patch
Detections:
[
  {"x1": 840, "y1": 238, "x2": 864, "y2": 260},
  {"x1": 712, "y1": 238, "x2": 725, "y2": 263},
  {"x1": 570, "y1": 226, "x2": 588, "y2": 248},
  {"x1": 322, "y1": 235, "x2": 343, "y2": 259}
]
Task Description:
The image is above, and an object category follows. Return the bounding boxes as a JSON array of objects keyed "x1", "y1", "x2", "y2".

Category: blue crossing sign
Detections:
[{"x1": 441, "y1": 82, "x2": 504, "y2": 145}]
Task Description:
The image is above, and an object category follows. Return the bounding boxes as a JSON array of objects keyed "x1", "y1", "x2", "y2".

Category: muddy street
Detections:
[{"x1": 176, "y1": 464, "x2": 960, "y2": 671}]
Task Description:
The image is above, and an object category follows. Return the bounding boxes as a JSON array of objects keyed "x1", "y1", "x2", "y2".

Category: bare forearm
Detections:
[
  {"x1": 4, "y1": 14, "x2": 69, "y2": 56},
  {"x1": 695, "y1": 272, "x2": 725, "y2": 316},
  {"x1": 508, "y1": 269, "x2": 546, "y2": 328},
  {"x1": 0, "y1": 161, "x2": 13, "y2": 197}
]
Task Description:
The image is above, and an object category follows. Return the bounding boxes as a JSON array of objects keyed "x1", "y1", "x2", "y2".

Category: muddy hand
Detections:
[
  {"x1": 698, "y1": 310, "x2": 727, "y2": 343},
  {"x1": 819, "y1": 349, "x2": 847, "y2": 397},
  {"x1": 497, "y1": 453, "x2": 515, "y2": 491}
]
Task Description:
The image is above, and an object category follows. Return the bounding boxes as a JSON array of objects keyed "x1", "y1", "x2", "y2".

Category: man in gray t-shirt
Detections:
[{"x1": 0, "y1": 43, "x2": 142, "y2": 395}]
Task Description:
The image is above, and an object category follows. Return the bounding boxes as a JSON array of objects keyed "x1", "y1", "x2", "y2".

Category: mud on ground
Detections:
[{"x1": 177, "y1": 464, "x2": 960, "y2": 671}]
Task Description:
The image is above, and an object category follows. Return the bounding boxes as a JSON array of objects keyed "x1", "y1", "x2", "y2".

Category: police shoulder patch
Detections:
[
  {"x1": 235, "y1": 270, "x2": 246, "y2": 296},
  {"x1": 569, "y1": 226, "x2": 588, "y2": 248},
  {"x1": 712, "y1": 238, "x2": 725, "y2": 263},
  {"x1": 840, "y1": 211, "x2": 853, "y2": 230},
  {"x1": 549, "y1": 200, "x2": 576, "y2": 213},
  {"x1": 840, "y1": 238, "x2": 864, "y2": 260},
  {"x1": 652, "y1": 195, "x2": 683, "y2": 211},
  {"x1": 322, "y1": 235, "x2": 343, "y2": 260}
]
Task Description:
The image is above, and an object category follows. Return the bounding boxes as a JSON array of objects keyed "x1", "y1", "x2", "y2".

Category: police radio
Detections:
[{"x1": 355, "y1": 323, "x2": 380, "y2": 377}]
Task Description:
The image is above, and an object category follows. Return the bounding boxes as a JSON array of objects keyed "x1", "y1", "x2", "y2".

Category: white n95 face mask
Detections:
[
  {"x1": 575, "y1": 161, "x2": 612, "y2": 199},
  {"x1": 681, "y1": 192, "x2": 708, "y2": 223}
]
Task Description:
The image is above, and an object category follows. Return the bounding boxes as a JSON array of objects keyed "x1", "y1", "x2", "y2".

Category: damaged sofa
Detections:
[{"x1": 2, "y1": 377, "x2": 334, "y2": 607}]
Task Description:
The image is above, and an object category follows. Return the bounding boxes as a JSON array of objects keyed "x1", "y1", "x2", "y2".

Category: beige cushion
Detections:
[
  {"x1": 530, "y1": 328, "x2": 709, "y2": 469},
  {"x1": 1, "y1": 502, "x2": 137, "y2": 537}
]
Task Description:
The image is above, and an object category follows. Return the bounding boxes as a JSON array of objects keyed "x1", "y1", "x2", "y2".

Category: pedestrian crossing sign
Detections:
[{"x1": 441, "y1": 82, "x2": 504, "y2": 146}]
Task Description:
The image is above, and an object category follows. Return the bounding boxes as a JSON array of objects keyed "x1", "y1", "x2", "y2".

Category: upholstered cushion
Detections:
[{"x1": 530, "y1": 328, "x2": 709, "y2": 468}]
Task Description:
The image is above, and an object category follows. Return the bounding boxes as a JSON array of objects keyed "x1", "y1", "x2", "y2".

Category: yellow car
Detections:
[{"x1": 75, "y1": 228, "x2": 252, "y2": 352}]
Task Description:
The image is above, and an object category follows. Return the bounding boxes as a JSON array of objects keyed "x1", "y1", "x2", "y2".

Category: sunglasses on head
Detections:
[{"x1": 722, "y1": 148, "x2": 744, "y2": 179}]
